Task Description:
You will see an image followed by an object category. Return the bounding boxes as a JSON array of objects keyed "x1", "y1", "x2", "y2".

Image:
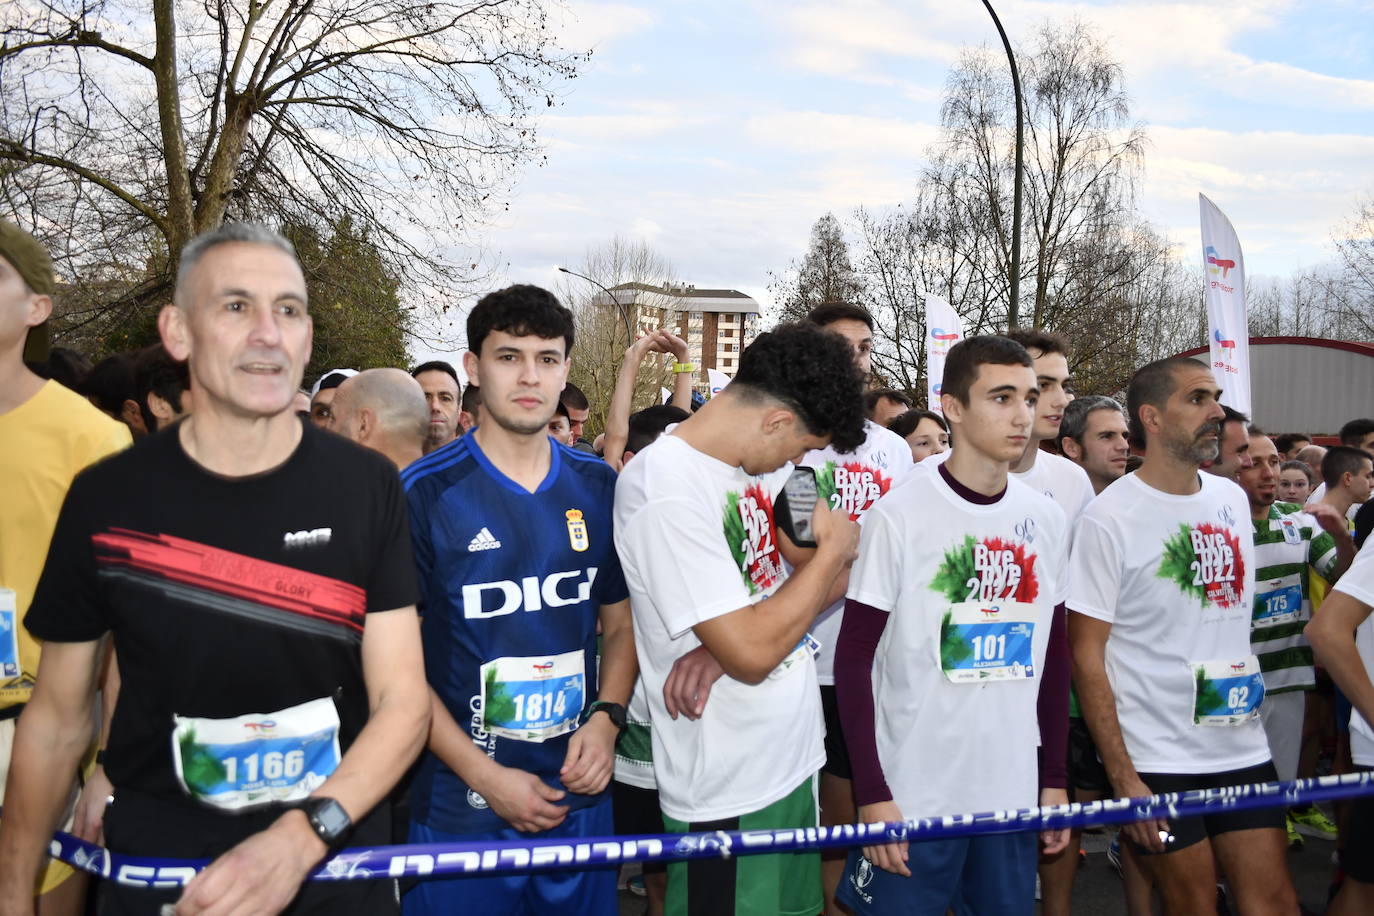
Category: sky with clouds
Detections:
[{"x1": 412, "y1": 0, "x2": 1374, "y2": 362}]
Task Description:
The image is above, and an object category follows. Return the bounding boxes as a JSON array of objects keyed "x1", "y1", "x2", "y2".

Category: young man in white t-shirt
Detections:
[
  {"x1": 1004, "y1": 329, "x2": 1094, "y2": 522},
  {"x1": 834, "y1": 335, "x2": 1071, "y2": 916},
  {"x1": 795, "y1": 301, "x2": 914, "y2": 916},
  {"x1": 1307, "y1": 540, "x2": 1374, "y2": 915},
  {"x1": 614, "y1": 322, "x2": 865, "y2": 916},
  {"x1": 1069, "y1": 356, "x2": 1298, "y2": 915}
]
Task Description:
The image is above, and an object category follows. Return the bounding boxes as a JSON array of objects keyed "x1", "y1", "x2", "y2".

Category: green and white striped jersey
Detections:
[{"x1": 1250, "y1": 502, "x2": 1338, "y2": 694}]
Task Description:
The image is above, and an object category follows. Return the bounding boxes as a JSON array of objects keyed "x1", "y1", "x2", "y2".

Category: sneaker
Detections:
[
  {"x1": 1107, "y1": 836, "x2": 1123, "y2": 878},
  {"x1": 1286, "y1": 815, "x2": 1304, "y2": 850},
  {"x1": 628, "y1": 874, "x2": 646, "y2": 897},
  {"x1": 1291, "y1": 806, "x2": 1339, "y2": 839}
]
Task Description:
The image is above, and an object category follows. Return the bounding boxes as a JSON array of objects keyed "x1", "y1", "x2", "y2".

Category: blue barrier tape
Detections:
[{"x1": 44, "y1": 771, "x2": 1374, "y2": 887}]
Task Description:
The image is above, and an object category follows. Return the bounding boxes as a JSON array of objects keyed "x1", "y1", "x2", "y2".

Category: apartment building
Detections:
[{"x1": 595, "y1": 282, "x2": 763, "y2": 387}]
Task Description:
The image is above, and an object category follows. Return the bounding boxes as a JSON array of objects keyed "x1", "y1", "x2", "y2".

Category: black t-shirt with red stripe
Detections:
[{"x1": 26, "y1": 421, "x2": 418, "y2": 839}]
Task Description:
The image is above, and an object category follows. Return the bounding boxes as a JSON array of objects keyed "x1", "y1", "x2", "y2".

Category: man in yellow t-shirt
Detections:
[{"x1": 0, "y1": 219, "x2": 131, "y2": 910}]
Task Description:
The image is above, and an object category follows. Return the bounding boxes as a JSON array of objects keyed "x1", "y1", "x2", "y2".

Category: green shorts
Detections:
[{"x1": 662, "y1": 775, "x2": 821, "y2": 916}]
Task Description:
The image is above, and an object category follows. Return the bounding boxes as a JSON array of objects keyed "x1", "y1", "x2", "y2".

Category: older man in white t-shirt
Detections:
[{"x1": 1069, "y1": 356, "x2": 1296, "y2": 915}]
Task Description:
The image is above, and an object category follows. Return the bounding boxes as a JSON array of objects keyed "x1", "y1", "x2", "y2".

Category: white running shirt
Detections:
[
  {"x1": 1013, "y1": 449, "x2": 1094, "y2": 523},
  {"x1": 614, "y1": 434, "x2": 824, "y2": 821},
  {"x1": 848, "y1": 468, "x2": 1068, "y2": 815},
  {"x1": 1069, "y1": 472, "x2": 1271, "y2": 774},
  {"x1": 1331, "y1": 545, "x2": 1374, "y2": 767},
  {"x1": 798, "y1": 420, "x2": 913, "y2": 685}
]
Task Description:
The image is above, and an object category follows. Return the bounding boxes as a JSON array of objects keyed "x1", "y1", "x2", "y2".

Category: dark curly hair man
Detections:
[{"x1": 610, "y1": 320, "x2": 866, "y2": 916}]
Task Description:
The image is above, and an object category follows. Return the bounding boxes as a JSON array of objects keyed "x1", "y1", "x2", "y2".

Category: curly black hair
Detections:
[
  {"x1": 467, "y1": 284, "x2": 575, "y2": 357},
  {"x1": 732, "y1": 322, "x2": 867, "y2": 453}
]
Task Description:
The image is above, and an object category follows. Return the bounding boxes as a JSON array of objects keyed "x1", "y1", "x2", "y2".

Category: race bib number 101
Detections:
[
  {"x1": 939, "y1": 601, "x2": 1037, "y2": 683},
  {"x1": 171, "y1": 696, "x2": 341, "y2": 811}
]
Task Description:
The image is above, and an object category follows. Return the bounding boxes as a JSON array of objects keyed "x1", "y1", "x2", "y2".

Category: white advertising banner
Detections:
[
  {"x1": 706, "y1": 368, "x2": 731, "y2": 398},
  {"x1": 924, "y1": 294, "x2": 964, "y2": 415},
  {"x1": 1199, "y1": 193, "x2": 1251, "y2": 415}
]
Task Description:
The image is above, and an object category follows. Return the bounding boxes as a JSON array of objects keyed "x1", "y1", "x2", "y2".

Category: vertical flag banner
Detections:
[
  {"x1": 925, "y1": 294, "x2": 964, "y2": 415},
  {"x1": 706, "y1": 368, "x2": 731, "y2": 398},
  {"x1": 1199, "y1": 193, "x2": 1251, "y2": 415}
]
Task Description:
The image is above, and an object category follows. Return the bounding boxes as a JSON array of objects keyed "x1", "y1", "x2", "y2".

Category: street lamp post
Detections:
[
  {"x1": 558, "y1": 266, "x2": 636, "y2": 343},
  {"x1": 979, "y1": 0, "x2": 1025, "y2": 330}
]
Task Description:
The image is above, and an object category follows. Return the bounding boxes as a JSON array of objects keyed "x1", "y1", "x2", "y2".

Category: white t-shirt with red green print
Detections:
[
  {"x1": 847, "y1": 468, "x2": 1068, "y2": 816},
  {"x1": 1068, "y1": 472, "x2": 1271, "y2": 774},
  {"x1": 799, "y1": 420, "x2": 914, "y2": 685},
  {"x1": 613, "y1": 434, "x2": 824, "y2": 822}
]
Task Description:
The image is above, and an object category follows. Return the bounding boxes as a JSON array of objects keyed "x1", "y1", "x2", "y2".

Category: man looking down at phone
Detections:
[
  {"x1": 614, "y1": 322, "x2": 866, "y2": 916},
  {"x1": 794, "y1": 301, "x2": 913, "y2": 916},
  {"x1": 834, "y1": 335, "x2": 1072, "y2": 916}
]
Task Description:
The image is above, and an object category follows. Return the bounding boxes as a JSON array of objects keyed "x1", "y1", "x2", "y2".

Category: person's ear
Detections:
[
  {"x1": 941, "y1": 393, "x2": 964, "y2": 426},
  {"x1": 120, "y1": 399, "x2": 148, "y2": 435},
  {"x1": 759, "y1": 407, "x2": 796, "y2": 437},
  {"x1": 160, "y1": 304, "x2": 191, "y2": 361},
  {"x1": 25, "y1": 293, "x2": 52, "y2": 328},
  {"x1": 148, "y1": 392, "x2": 175, "y2": 423}
]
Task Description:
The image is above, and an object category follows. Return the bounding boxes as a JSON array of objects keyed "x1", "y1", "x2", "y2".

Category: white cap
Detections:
[{"x1": 309, "y1": 368, "x2": 359, "y2": 399}]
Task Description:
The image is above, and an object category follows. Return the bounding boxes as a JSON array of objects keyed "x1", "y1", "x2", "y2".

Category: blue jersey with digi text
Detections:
[{"x1": 402, "y1": 434, "x2": 628, "y2": 834}]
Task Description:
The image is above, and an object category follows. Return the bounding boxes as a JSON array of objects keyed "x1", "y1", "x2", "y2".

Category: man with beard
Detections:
[
  {"x1": 1203, "y1": 406, "x2": 1255, "y2": 482},
  {"x1": 1068, "y1": 357, "x2": 1296, "y2": 915}
]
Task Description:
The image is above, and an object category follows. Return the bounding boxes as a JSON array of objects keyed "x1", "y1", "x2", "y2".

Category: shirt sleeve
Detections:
[
  {"x1": 835, "y1": 598, "x2": 893, "y2": 806},
  {"x1": 594, "y1": 497, "x2": 631, "y2": 607},
  {"x1": 1066, "y1": 514, "x2": 1122, "y2": 623},
  {"x1": 1037, "y1": 602, "x2": 1070, "y2": 790},
  {"x1": 24, "y1": 474, "x2": 110, "y2": 642},
  {"x1": 846, "y1": 504, "x2": 904, "y2": 611},
  {"x1": 404, "y1": 479, "x2": 435, "y2": 614},
  {"x1": 365, "y1": 463, "x2": 420, "y2": 613},
  {"x1": 619, "y1": 497, "x2": 756, "y2": 639},
  {"x1": 1333, "y1": 543, "x2": 1374, "y2": 607},
  {"x1": 1308, "y1": 524, "x2": 1340, "y2": 584}
]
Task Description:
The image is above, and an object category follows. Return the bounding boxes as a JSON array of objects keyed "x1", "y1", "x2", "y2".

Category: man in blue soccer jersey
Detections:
[{"x1": 401, "y1": 285, "x2": 635, "y2": 915}]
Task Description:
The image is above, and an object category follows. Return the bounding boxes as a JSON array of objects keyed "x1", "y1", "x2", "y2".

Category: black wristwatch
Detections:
[
  {"x1": 299, "y1": 796, "x2": 352, "y2": 848},
  {"x1": 581, "y1": 700, "x2": 627, "y2": 731}
]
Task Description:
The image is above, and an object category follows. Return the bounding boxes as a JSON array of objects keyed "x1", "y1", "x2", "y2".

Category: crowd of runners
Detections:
[{"x1": 3, "y1": 219, "x2": 1374, "y2": 916}]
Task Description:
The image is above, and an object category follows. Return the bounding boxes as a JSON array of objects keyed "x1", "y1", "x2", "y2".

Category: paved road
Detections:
[{"x1": 617, "y1": 827, "x2": 1340, "y2": 914}]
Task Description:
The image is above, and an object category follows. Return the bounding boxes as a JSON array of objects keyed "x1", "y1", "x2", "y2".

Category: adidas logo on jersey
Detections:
[{"x1": 468, "y1": 528, "x2": 502, "y2": 552}]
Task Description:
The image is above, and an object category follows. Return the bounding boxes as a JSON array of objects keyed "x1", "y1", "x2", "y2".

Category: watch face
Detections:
[{"x1": 312, "y1": 798, "x2": 351, "y2": 840}]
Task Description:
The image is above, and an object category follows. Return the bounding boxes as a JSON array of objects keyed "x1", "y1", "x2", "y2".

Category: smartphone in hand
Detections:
[{"x1": 775, "y1": 466, "x2": 820, "y2": 548}]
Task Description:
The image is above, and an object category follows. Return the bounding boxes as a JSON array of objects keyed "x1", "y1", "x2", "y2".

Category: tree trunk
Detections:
[{"x1": 152, "y1": 0, "x2": 194, "y2": 263}]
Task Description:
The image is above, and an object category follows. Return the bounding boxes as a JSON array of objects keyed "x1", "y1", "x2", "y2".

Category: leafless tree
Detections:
[
  {"x1": 560, "y1": 236, "x2": 682, "y2": 435},
  {"x1": 1, "y1": 0, "x2": 584, "y2": 352}
]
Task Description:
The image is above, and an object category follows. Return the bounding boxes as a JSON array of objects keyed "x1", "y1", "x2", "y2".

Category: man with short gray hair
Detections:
[
  {"x1": 329, "y1": 368, "x2": 428, "y2": 471},
  {"x1": 0, "y1": 223, "x2": 430, "y2": 915}
]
